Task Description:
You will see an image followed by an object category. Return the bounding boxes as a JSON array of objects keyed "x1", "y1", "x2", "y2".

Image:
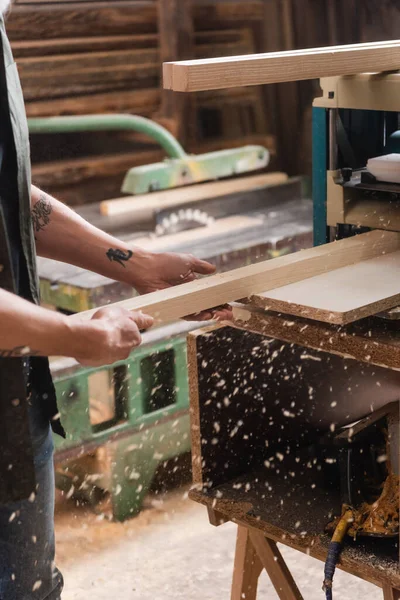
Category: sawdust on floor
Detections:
[{"x1": 55, "y1": 487, "x2": 383, "y2": 600}]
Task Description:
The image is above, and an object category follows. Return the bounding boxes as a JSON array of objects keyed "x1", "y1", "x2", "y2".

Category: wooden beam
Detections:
[
  {"x1": 100, "y1": 172, "x2": 288, "y2": 217},
  {"x1": 163, "y1": 40, "x2": 400, "y2": 92},
  {"x1": 69, "y1": 230, "x2": 400, "y2": 324}
]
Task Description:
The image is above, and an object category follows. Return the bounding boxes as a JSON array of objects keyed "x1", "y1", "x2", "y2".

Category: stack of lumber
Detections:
[{"x1": 8, "y1": 0, "x2": 273, "y2": 204}]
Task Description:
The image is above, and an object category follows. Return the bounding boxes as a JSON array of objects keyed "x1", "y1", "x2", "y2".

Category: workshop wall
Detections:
[{"x1": 5, "y1": 0, "x2": 398, "y2": 202}]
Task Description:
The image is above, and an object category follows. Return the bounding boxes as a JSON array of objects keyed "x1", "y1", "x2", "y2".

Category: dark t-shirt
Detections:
[
  {"x1": 0, "y1": 123, "x2": 22, "y2": 292},
  {"x1": 0, "y1": 41, "x2": 28, "y2": 298},
  {"x1": 0, "y1": 43, "x2": 33, "y2": 384}
]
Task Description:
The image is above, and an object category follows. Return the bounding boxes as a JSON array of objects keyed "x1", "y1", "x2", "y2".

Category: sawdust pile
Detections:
[{"x1": 349, "y1": 474, "x2": 399, "y2": 537}]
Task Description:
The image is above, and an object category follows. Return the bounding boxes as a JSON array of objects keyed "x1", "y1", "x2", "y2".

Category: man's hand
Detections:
[
  {"x1": 130, "y1": 251, "x2": 233, "y2": 321},
  {"x1": 71, "y1": 307, "x2": 154, "y2": 367}
]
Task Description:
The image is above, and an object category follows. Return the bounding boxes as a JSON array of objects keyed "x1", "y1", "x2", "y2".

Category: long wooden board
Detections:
[
  {"x1": 99, "y1": 172, "x2": 287, "y2": 217},
  {"x1": 70, "y1": 230, "x2": 400, "y2": 324},
  {"x1": 163, "y1": 39, "x2": 400, "y2": 92},
  {"x1": 251, "y1": 249, "x2": 400, "y2": 324}
]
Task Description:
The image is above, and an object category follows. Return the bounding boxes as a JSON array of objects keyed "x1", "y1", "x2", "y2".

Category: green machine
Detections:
[
  {"x1": 30, "y1": 113, "x2": 311, "y2": 521},
  {"x1": 51, "y1": 321, "x2": 194, "y2": 522},
  {"x1": 28, "y1": 115, "x2": 269, "y2": 195}
]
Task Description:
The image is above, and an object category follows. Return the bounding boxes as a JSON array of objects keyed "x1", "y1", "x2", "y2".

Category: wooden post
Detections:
[
  {"x1": 231, "y1": 526, "x2": 263, "y2": 600},
  {"x1": 158, "y1": 0, "x2": 195, "y2": 144},
  {"x1": 256, "y1": 0, "x2": 283, "y2": 171}
]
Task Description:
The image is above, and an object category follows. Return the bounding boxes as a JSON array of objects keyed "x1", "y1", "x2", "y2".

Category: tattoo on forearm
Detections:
[
  {"x1": 31, "y1": 193, "x2": 52, "y2": 233},
  {"x1": 106, "y1": 248, "x2": 133, "y2": 268},
  {"x1": 0, "y1": 346, "x2": 40, "y2": 358}
]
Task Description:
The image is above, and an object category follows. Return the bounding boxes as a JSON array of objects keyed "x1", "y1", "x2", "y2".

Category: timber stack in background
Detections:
[{"x1": 7, "y1": 0, "x2": 398, "y2": 205}]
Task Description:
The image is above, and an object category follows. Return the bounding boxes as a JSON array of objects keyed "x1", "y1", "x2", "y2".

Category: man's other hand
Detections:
[{"x1": 71, "y1": 307, "x2": 154, "y2": 367}]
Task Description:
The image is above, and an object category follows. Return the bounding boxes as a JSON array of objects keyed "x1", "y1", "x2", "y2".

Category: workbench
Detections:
[{"x1": 187, "y1": 313, "x2": 400, "y2": 598}]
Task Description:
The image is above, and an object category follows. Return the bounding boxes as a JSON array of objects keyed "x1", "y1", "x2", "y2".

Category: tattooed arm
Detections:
[
  {"x1": 31, "y1": 185, "x2": 149, "y2": 286},
  {"x1": 31, "y1": 186, "x2": 232, "y2": 319}
]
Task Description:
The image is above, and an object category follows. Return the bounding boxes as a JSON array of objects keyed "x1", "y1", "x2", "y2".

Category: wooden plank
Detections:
[
  {"x1": 25, "y1": 88, "x2": 161, "y2": 119},
  {"x1": 69, "y1": 230, "x2": 400, "y2": 324},
  {"x1": 6, "y1": 2, "x2": 158, "y2": 41},
  {"x1": 100, "y1": 172, "x2": 288, "y2": 217},
  {"x1": 11, "y1": 33, "x2": 159, "y2": 57},
  {"x1": 231, "y1": 526, "x2": 262, "y2": 600},
  {"x1": 252, "y1": 249, "x2": 400, "y2": 324},
  {"x1": 17, "y1": 48, "x2": 159, "y2": 77},
  {"x1": 18, "y1": 49, "x2": 159, "y2": 101},
  {"x1": 163, "y1": 40, "x2": 400, "y2": 92},
  {"x1": 248, "y1": 531, "x2": 303, "y2": 600}
]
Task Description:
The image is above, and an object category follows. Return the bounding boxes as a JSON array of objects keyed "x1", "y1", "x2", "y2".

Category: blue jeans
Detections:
[{"x1": 0, "y1": 394, "x2": 63, "y2": 599}]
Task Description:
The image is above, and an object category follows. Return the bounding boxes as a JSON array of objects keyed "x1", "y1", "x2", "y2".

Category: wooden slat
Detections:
[
  {"x1": 252, "y1": 249, "x2": 400, "y2": 324},
  {"x1": 163, "y1": 40, "x2": 400, "y2": 92},
  {"x1": 11, "y1": 33, "x2": 159, "y2": 57},
  {"x1": 100, "y1": 173, "x2": 288, "y2": 217},
  {"x1": 11, "y1": 29, "x2": 251, "y2": 59},
  {"x1": 7, "y1": 1, "x2": 263, "y2": 41},
  {"x1": 69, "y1": 230, "x2": 400, "y2": 324},
  {"x1": 25, "y1": 88, "x2": 161, "y2": 118},
  {"x1": 6, "y1": 2, "x2": 158, "y2": 41}
]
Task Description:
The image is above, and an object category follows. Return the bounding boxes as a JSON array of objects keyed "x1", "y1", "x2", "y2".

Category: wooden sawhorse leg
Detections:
[
  {"x1": 383, "y1": 586, "x2": 400, "y2": 600},
  {"x1": 231, "y1": 526, "x2": 263, "y2": 600},
  {"x1": 231, "y1": 526, "x2": 303, "y2": 600}
]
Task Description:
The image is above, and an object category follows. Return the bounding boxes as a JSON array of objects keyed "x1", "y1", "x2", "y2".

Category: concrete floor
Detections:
[{"x1": 55, "y1": 488, "x2": 383, "y2": 600}]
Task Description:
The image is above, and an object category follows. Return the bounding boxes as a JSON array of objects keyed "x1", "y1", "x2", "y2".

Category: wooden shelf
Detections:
[{"x1": 190, "y1": 466, "x2": 400, "y2": 588}]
